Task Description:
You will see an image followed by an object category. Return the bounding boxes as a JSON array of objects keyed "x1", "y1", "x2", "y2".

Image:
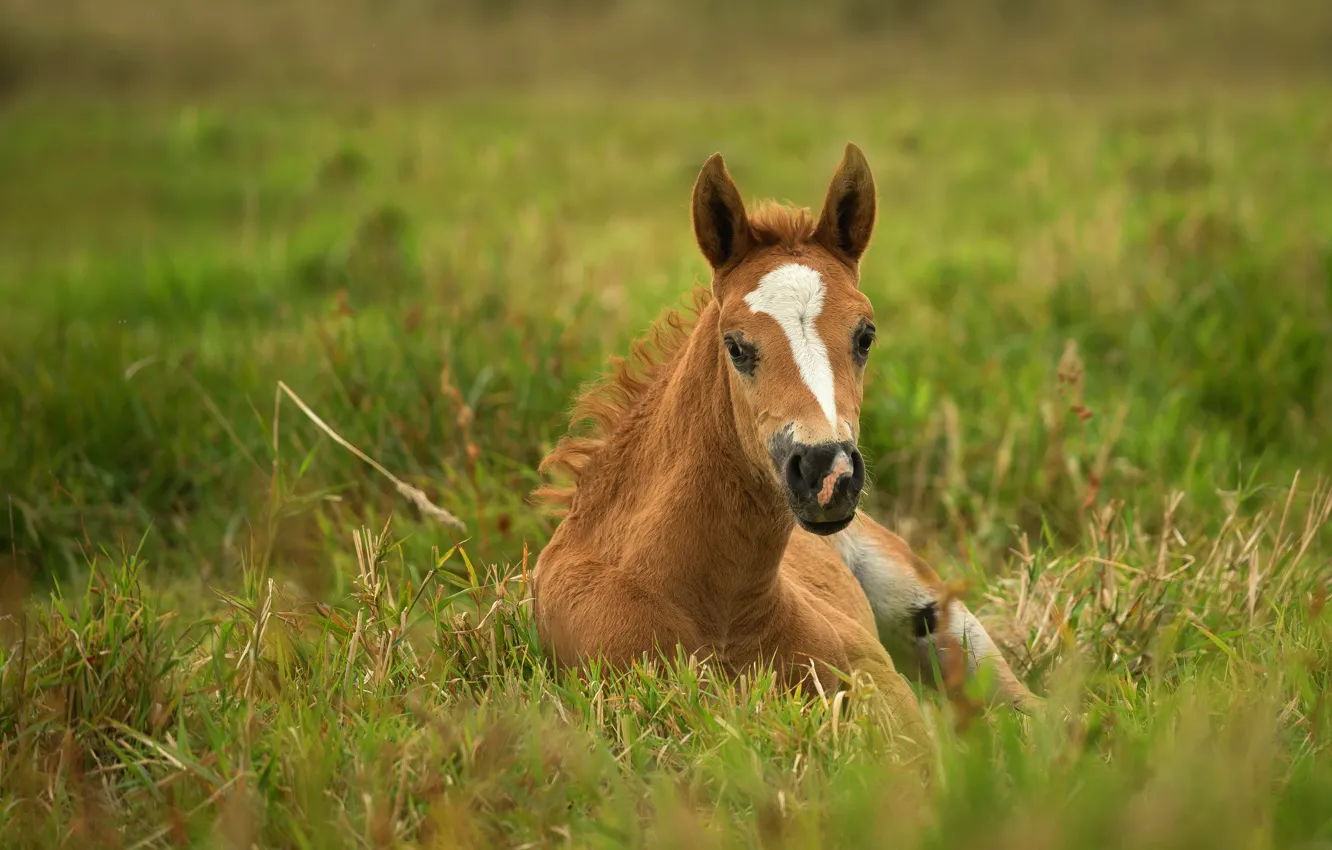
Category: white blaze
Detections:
[{"x1": 744, "y1": 263, "x2": 838, "y2": 434}]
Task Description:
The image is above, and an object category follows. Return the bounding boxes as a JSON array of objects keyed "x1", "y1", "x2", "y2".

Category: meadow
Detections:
[{"x1": 2, "y1": 5, "x2": 1332, "y2": 844}]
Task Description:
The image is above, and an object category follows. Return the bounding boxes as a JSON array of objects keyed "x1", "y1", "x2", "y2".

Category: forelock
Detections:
[{"x1": 747, "y1": 201, "x2": 816, "y2": 251}]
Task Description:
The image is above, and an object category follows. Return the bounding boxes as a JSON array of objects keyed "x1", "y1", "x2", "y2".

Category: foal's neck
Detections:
[{"x1": 623, "y1": 301, "x2": 793, "y2": 634}]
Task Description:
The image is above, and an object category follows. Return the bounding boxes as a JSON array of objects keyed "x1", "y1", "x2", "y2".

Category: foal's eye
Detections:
[
  {"x1": 724, "y1": 335, "x2": 756, "y2": 374},
  {"x1": 855, "y1": 324, "x2": 876, "y2": 361}
]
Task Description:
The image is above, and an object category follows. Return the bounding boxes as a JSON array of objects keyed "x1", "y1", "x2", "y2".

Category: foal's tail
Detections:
[{"x1": 833, "y1": 513, "x2": 1041, "y2": 715}]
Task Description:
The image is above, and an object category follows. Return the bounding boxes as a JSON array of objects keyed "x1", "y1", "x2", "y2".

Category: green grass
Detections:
[{"x1": 2, "y1": 90, "x2": 1332, "y2": 847}]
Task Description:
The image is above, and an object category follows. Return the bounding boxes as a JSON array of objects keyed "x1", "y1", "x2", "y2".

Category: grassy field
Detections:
[{"x1": 3, "y1": 73, "x2": 1332, "y2": 847}]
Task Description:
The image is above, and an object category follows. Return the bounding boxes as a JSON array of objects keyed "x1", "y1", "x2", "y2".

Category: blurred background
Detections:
[
  {"x1": 1, "y1": 0, "x2": 1330, "y2": 588},
  {"x1": 3, "y1": 0, "x2": 1332, "y2": 96}
]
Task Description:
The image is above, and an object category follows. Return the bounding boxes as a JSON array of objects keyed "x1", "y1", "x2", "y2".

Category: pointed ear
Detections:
[
  {"x1": 814, "y1": 142, "x2": 877, "y2": 265},
  {"x1": 691, "y1": 153, "x2": 754, "y2": 273}
]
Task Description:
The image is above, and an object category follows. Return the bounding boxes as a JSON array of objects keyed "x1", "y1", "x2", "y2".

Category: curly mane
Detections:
[
  {"x1": 532, "y1": 201, "x2": 817, "y2": 516},
  {"x1": 532, "y1": 286, "x2": 711, "y2": 516}
]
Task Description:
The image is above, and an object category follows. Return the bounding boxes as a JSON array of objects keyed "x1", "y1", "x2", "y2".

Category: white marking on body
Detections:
[
  {"x1": 744, "y1": 263, "x2": 838, "y2": 434},
  {"x1": 946, "y1": 607, "x2": 1007, "y2": 674},
  {"x1": 833, "y1": 520, "x2": 1006, "y2": 675},
  {"x1": 831, "y1": 523, "x2": 933, "y2": 642}
]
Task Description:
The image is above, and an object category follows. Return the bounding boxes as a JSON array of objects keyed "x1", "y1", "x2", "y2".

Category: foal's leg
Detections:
[
  {"x1": 832, "y1": 513, "x2": 1040, "y2": 713},
  {"x1": 771, "y1": 589, "x2": 933, "y2": 762},
  {"x1": 843, "y1": 639, "x2": 934, "y2": 759}
]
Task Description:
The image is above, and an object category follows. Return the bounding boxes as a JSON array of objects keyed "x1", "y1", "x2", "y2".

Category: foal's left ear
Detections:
[{"x1": 814, "y1": 142, "x2": 877, "y2": 266}]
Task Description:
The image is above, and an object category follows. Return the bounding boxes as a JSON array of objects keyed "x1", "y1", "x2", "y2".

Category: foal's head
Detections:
[{"x1": 691, "y1": 144, "x2": 879, "y2": 535}]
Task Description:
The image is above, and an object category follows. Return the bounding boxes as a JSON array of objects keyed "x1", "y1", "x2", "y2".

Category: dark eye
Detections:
[
  {"x1": 724, "y1": 335, "x2": 756, "y2": 375},
  {"x1": 855, "y1": 324, "x2": 876, "y2": 361}
]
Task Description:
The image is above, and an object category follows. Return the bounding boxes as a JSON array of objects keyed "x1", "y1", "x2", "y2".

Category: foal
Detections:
[{"x1": 533, "y1": 144, "x2": 1038, "y2": 745}]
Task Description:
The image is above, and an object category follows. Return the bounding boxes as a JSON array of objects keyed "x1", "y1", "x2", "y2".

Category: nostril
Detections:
[
  {"x1": 849, "y1": 448, "x2": 865, "y2": 489},
  {"x1": 785, "y1": 450, "x2": 807, "y2": 495}
]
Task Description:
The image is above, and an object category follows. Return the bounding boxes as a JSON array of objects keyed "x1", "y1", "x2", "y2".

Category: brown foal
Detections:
[{"x1": 532, "y1": 144, "x2": 1039, "y2": 750}]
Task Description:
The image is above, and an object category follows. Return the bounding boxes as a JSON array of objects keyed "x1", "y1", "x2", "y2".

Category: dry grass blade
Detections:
[{"x1": 275, "y1": 380, "x2": 467, "y2": 533}]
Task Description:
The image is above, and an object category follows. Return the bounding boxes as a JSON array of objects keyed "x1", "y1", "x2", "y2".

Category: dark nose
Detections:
[{"x1": 783, "y1": 441, "x2": 865, "y2": 518}]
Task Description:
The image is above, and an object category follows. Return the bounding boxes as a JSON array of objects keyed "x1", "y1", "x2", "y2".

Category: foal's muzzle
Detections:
[{"x1": 770, "y1": 434, "x2": 865, "y2": 535}]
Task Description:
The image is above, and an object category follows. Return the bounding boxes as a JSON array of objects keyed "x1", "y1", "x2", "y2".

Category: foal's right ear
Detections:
[{"x1": 691, "y1": 153, "x2": 754, "y2": 274}]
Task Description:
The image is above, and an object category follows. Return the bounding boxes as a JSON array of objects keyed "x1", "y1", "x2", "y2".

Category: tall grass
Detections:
[{"x1": 2, "y1": 485, "x2": 1330, "y2": 846}]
